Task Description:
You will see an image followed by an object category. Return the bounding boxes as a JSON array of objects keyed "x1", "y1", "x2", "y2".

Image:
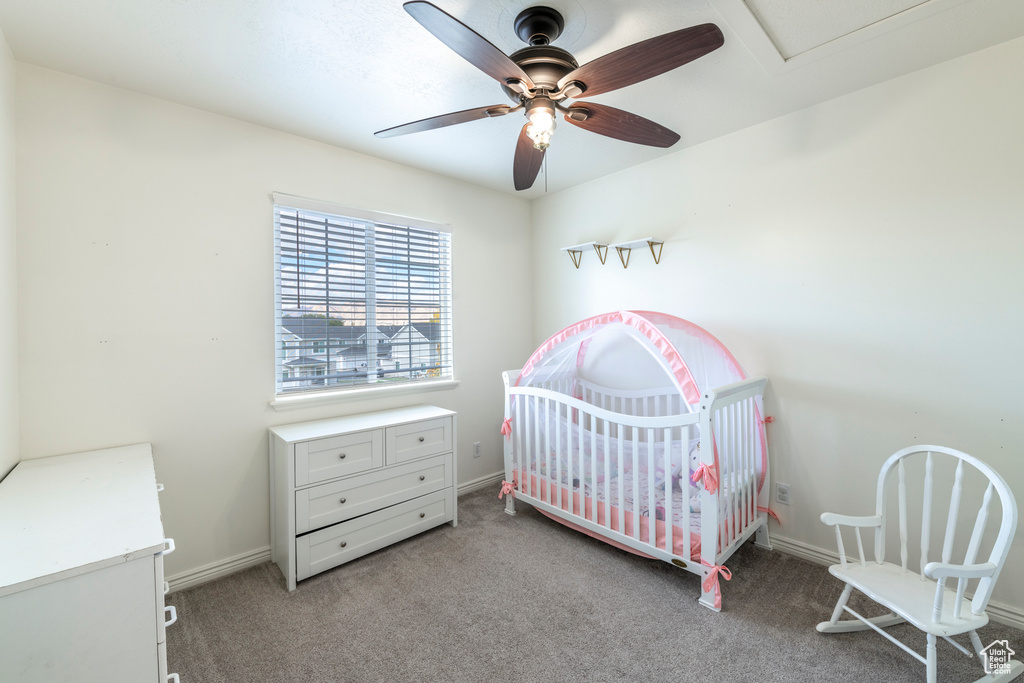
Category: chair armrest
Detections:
[
  {"x1": 819, "y1": 513, "x2": 882, "y2": 528},
  {"x1": 924, "y1": 561, "x2": 997, "y2": 580}
]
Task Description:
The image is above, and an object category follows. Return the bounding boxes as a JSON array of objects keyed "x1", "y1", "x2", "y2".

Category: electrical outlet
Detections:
[
  {"x1": 472, "y1": 442, "x2": 481, "y2": 458},
  {"x1": 775, "y1": 482, "x2": 790, "y2": 506}
]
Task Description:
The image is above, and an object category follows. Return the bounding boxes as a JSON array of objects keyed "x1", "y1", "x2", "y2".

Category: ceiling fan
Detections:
[{"x1": 375, "y1": 2, "x2": 724, "y2": 191}]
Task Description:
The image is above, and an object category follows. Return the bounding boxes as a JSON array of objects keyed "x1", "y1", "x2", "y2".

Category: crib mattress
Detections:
[{"x1": 516, "y1": 463, "x2": 706, "y2": 561}]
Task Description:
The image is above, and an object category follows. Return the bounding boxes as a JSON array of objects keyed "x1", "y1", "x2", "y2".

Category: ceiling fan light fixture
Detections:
[{"x1": 526, "y1": 99, "x2": 556, "y2": 150}]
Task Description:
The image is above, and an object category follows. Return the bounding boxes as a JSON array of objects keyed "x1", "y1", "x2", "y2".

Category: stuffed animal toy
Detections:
[{"x1": 688, "y1": 441, "x2": 702, "y2": 513}]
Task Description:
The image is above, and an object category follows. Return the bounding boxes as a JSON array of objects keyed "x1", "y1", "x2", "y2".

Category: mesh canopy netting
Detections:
[{"x1": 516, "y1": 310, "x2": 749, "y2": 408}]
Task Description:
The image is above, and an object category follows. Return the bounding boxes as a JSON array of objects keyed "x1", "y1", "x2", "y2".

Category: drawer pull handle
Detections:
[
  {"x1": 162, "y1": 538, "x2": 176, "y2": 555},
  {"x1": 168, "y1": 675, "x2": 180, "y2": 683},
  {"x1": 419, "y1": 512, "x2": 426, "y2": 518},
  {"x1": 339, "y1": 453, "x2": 347, "y2": 459},
  {"x1": 164, "y1": 605, "x2": 178, "y2": 628},
  {"x1": 339, "y1": 497, "x2": 347, "y2": 504},
  {"x1": 340, "y1": 541, "x2": 347, "y2": 548},
  {"x1": 418, "y1": 436, "x2": 425, "y2": 442},
  {"x1": 419, "y1": 475, "x2": 426, "y2": 481}
]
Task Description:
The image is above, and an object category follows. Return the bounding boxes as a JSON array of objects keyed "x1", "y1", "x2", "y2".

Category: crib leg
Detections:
[
  {"x1": 504, "y1": 497, "x2": 516, "y2": 516},
  {"x1": 754, "y1": 519, "x2": 773, "y2": 550},
  {"x1": 698, "y1": 574, "x2": 722, "y2": 612}
]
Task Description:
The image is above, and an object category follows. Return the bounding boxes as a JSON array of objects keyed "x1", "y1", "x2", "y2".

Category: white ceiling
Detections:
[{"x1": 0, "y1": 0, "x2": 1022, "y2": 198}]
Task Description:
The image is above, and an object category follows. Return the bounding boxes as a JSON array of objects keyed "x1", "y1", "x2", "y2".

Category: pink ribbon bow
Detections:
[
  {"x1": 757, "y1": 505, "x2": 781, "y2": 524},
  {"x1": 500, "y1": 417, "x2": 512, "y2": 441},
  {"x1": 690, "y1": 462, "x2": 719, "y2": 494},
  {"x1": 701, "y1": 560, "x2": 733, "y2": 610},
  {"x1": 498, "y1": 480, "x2": 516, "y2": 499},
  {"x1": 762, "y1": 416, "x2": 774, "y2": 424}
]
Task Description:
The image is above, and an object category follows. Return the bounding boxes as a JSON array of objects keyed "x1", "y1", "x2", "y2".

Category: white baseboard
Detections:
[
  {"x1": 166, "y1": 473, "x2": 505, "y2": 594},
  {"x1": 167, "y1": 546, "x2": 271, "y2": 594},
  {"x1": 770, "y1": 533, "x2": 1024, "y2": 631},
  {"x1": 458, "y1": 470, "x2": 505, "y2": 496}
]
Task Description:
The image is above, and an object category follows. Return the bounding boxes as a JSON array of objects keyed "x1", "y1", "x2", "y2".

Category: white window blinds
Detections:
[{"x1": 274, "y1": 196, "x2": 453, "y2": 396}]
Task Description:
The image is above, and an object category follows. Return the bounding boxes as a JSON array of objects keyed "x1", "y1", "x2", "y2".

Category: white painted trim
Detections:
[
  {"x1": 711, "y1": 0, "x2": 975, "y2": 75},
  {"x1": 458, "y1": 471, "x2": 505, "y2": 496},
  {"x1": 270, "y1": 379, "x2": 460, "y2": 411},
  {"x1": 166, "y1": 546, "x2": 271, "y2": 594},
  {"x1": 271, "y1": 192, "x2": 450, "y2": 232},
  {"x1": 771, "y1": 533, "x2": 1024, "y2": 631}
]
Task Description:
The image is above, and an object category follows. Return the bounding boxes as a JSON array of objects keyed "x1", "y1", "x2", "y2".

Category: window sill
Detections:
[{"x1": 269, "y1": 379, "x2": 460, "y2": 412}]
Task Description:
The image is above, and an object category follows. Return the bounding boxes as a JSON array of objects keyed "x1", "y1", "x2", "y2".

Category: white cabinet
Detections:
[
  {"x1": 0, "y1": 444, "x2": 179, "y2": 683},
  {"x1": 270, "y1": 405, "x2": 457, "y2": 591}
]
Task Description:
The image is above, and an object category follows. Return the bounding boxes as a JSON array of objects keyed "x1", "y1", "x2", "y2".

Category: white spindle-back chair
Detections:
[{"x1": 817, "y1": 446, "x2": 1020, "y2": 683}]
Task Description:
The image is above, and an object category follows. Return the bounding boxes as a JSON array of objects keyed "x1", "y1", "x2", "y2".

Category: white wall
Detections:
[
  {"x1": 531, "y1": 36, "x2": 1024, "y2": 612},
  {"x1": 0, "y1": 28, "x2": 16, "y2": 480},
  {"x1": 15, "y1": 65, "x2": 535, "y2": 578}
]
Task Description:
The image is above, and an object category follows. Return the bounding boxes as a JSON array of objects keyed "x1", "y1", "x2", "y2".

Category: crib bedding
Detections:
[
  {"x1": 515, "y1": 409, "x2": 761, "y2": 562},
  {"x1": 517, "y1": 465, "x2": 704, "y2": 561}
]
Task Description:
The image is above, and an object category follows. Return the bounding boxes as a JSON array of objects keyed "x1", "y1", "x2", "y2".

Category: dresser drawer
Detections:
[
  {"x1": 385, "y1": 417, "x2": 453, "y2": 464},
  {"x1": 295, "y1": 429, "x2": 383, "y2": 486},
  {"x1": 296, "y1": 489, "x2": 451, "y2": 581},
  {"x1": 295, "y1": 454, "x2": 452, "y2": 534}
]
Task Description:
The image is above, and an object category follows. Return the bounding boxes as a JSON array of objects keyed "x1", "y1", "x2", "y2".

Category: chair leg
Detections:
[
  {"x1": 817, "y1": 585, "x2": 905, "y2": 633},
  {"x1": 927, "y1": 634, "x2": 937, "y2": 683}
]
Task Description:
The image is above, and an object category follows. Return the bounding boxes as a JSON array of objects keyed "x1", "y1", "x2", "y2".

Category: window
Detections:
[{"x1": 273, "y1": 194, "x2": 453, "y2": 397}]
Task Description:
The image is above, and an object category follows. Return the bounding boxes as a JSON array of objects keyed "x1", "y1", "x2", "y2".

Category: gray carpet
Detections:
[{"x1": 167, "y1": 487, "x2": 1022, "y2": 682}]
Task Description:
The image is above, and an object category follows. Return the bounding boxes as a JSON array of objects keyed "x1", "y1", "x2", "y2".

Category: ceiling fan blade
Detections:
[
  {"x1": 513, "y1": 125, "x2": 545, "y2": 191},
  {"x1": 375, "y1": 104, "x2": 511, "y2": 138},
  {"x1": 563, "y1": 102, "x2": 679, "y2": 148},
  {"x1": 404, "y1": 1, "x2": 535, "y2": 90},
  {"x1": 557, "y1": 23, "x2": 723, "y2": 97}
]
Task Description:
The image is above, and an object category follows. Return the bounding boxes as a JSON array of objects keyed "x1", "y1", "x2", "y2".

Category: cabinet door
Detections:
[
  {"x1": 295, "y1": 454, "x2": 452, "y2": 533},
  {"x1": 295, "y1": 429, "x2": 384, "y2": 486},
  {"x1": 385, "y1": 418, "x2": 453, "y2": 464},
  {"x1": 296, "y1": 490, "x2": 451, "y2": 581},
  {"x1": 0, "y1": 557, "x2": 160, "y2": 683}
]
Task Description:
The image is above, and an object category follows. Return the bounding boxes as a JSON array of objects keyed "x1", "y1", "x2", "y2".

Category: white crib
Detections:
[{"x1": 501, "y1": 370, "x2": 773, "y2": 611}]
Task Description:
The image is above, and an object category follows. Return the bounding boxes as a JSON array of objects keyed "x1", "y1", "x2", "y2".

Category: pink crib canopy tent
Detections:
[{"x1": 517, "y1": 310, "x2": 749, "y2": 408}]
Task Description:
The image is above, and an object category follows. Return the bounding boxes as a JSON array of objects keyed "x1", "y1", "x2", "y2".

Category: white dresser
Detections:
[
  {"x1": 0, "y1": 443, "x2": 179, "y2": 683},
  {"x1": 270, "y1": 405, "x2": 457, "y2": 591}
]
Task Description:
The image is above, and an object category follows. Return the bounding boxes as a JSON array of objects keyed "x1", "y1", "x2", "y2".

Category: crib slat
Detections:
[
  {"x1": 750, "y1": 399, "x2": 757, "y2": 527},
  {"x1": 515, "y1": 396, "x2": 524, "y2": 496},
  {"x1": 664, "y1": 427, "x2": 672, "y2": 554},
  {"x1": 566, "y1": 399, "x2": 574, "y2": 514},
  {"x1": 617, "y1": 429, "x2": 625, "y2": 536},
  {"x1": 899, "y1": 459, "x2": 908, "y2": 572},
  {"x1": 730, "y1": 403, "x2": 739, "y2": 545},
  {"x1": 598, "y1": 421, "x2": 606, "y2": 532},
  {"x1": 717, "y1": 412, "x2": 728, "y2": 550},
  {"x1": 591, "y1": 412, "x2": 600, "y2": 524},
  {"x1": 554, "y1": 396, "x2": 562, "y2": 511},
  {"x1": 544, "y1": 397, "x2": 552, "y2": 505},
  {"x1": 632, "y1": 427, "x2": 640, "y2": 541},
  {"x1": 920, "y1": 453, "x2": 933, "y2": 579},
  {"x1": 647, "y1": 428, "x2": 656, "y2": 550},
  {"x1": 942, "y1": 459, "x2": 965, "y2": 564}
]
